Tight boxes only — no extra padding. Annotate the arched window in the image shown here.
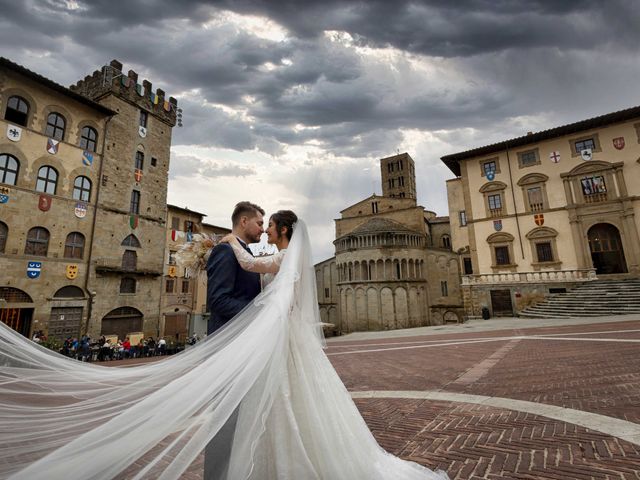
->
[0,154,19,185]
[64,232,85,259]
[36,166,58,194]
[518,173,549,213]
[25,227,50,256]
[0,287,33,303]
[135,151,144,170]
[4,96,29,126]
[120,277,136,294]
[79,126,98,152]
[73,176,92,202]
[45,112,66,140]
[122,250,137,270]
[0,221,7,253]
[526,227,559,266]
[121,234,141,248]
[487,232,516,269]
[480,181,508,218]
[441,235,451,249]
[53,286,84,298]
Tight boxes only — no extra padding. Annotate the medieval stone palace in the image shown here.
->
[0,57,177,341]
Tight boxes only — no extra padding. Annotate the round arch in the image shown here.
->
[0,287,33,303]
[101,306,143,341]
[53,286,85,298]
[587,223,627,275]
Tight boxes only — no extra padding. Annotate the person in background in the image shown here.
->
[157,337,166,356]
[122,337,131,359]
[146,337,156,357]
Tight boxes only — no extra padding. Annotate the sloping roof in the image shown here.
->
[339,194,378,214]
[440,104,640,176]
[349,217,422,236]
[167,204,207,217]
[1,56,116,116]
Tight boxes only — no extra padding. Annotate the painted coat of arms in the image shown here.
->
[6,125,21,142]
[38,194,52,212]
[47,138,59,155]
[613,137,625,150]
[74,202,88,218]
[27,262,42,279]
[82,150,94,167]
[580,148,593,161]
[66,264,78,279]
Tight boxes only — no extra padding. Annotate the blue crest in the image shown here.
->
[27,261,42,279]
[82,150,94,167]
[493,220,502,231]
[0,194,8,204]
[486,171,495,181]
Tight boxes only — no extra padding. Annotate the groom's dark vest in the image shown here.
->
[206,241,261,334]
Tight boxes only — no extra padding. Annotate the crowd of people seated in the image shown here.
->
[51,334,187,362]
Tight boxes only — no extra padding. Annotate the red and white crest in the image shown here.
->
[534,214,544,226]
[613,137,625,150]
[47,138,59,155]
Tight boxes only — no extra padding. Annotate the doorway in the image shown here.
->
[490,289,513,317]
[49,307,83,341]
[588,223,627,274]
[102,307,143,341]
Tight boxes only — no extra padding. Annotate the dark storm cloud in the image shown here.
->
[208,0,640,55]
[1,0,639,158]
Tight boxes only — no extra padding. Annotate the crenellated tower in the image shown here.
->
[71,59,178,338]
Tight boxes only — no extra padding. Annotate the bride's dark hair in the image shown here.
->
[270,210,297,241]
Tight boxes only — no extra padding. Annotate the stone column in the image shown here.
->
[569,212,590,269]
[622,207,640,274]
[562,177,574,205]
[615,167,629,197]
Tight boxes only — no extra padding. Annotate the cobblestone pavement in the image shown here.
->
[100,317,640,478]
[326,317,640,479]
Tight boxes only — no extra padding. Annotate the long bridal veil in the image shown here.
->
[0,220,448,480]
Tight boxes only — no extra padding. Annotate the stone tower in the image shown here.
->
[380,152,416,200]
[70,60,177,338]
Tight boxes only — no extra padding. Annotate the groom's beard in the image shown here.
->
[247,232,262,244]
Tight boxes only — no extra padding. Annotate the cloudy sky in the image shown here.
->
[2,0,639,261]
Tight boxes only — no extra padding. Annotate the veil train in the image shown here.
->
[0,221,448,480]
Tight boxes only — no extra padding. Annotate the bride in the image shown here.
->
[0,213,448,480]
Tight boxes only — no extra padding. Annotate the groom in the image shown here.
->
[204,201,264,479]
[206,201,264,334]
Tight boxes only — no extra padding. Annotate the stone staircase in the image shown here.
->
[519,278,640,318]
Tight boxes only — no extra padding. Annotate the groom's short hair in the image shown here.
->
[232,201,265,226]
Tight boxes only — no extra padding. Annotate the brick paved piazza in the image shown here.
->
[109,316,640,479]
[325,315,640,479]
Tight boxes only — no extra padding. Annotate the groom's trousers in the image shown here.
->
[204,406,239,479]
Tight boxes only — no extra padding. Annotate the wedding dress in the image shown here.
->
[0,221,448,480]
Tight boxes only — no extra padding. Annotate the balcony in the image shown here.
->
[529,202,544,212]
[489,208,503,218]
[583,192,608,204]
[462,268,596,286]
[94,258,163,276]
